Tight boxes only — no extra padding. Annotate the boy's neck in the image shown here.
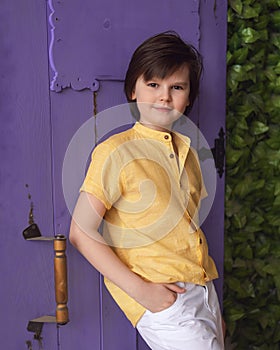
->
[139,121,172,133]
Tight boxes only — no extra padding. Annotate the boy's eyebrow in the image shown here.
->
[146,77,189,86]
[172,81,189,86]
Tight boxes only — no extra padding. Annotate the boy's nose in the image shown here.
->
[159,87,171,102]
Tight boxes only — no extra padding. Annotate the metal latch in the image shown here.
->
[199,127,225,178]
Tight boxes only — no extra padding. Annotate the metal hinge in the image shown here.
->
[198,127,225,178]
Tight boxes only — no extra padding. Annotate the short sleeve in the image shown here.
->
[80,141,123,210]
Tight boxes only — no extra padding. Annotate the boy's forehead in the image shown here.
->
[143,64,190,81]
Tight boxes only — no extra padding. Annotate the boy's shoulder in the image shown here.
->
[97,124,136,149]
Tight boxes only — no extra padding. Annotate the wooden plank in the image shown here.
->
[0,1,57,349]
[93,80,137,350]
[49,88,102,350]
[197,0,227,304]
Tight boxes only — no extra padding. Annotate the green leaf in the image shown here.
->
[252,141,270,162]
[245,212,264,233]
[242,281,255,298]
[230,134,248,148]
[227,305,246,321]
[250,121,269,135]
[271,33,280,49]
[226,50,233,64]
[266,137,280,150]
[233,176,265,198]
[241,5,259,19]
[228,65,250,82]
[235,106,254,119]
[274,61,280,74]
[270,95,280,108]
[231,47,249,64]
[265,67,277,82]
[233,257,247,268]
[227,276,242,292]
[263,261,280,276]
[273,323,280,343]
[250,48,266,63]
[273,195,280,206]
[274,182,280,196]
[227,8,235,23]
[253,259,267,277]
[258,312,269,329]
[271,10,280,30]
[242,93,264,113]
[265,214,280,227]
[232,213,247,229]
[267,150,280,167]
[226,147,243,166]
[249,212,265,225]
[229,0,243,15]
[241,28,261,43]
[259,29,268,41]
[255,14,270,30]
[256,240,271,257]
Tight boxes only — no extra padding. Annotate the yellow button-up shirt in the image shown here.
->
[81,122,218,326]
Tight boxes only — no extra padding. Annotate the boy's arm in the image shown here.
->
[69,191,185,313]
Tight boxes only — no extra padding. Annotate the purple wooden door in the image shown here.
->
[0,1,59,349]
[0,1,226,349]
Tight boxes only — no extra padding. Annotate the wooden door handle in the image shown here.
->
[23,228,70,337]
[54,235,69,325]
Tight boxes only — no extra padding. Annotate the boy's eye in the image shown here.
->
[147,83,158,88]
[172,85,183,90]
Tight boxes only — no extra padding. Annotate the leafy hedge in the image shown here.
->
[224,0,280,348]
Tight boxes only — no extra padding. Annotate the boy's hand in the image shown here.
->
[134,281,186,313]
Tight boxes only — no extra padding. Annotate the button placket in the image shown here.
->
[163,133,180,179]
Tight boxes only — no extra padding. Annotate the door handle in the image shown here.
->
[23,224,69,338]
[54,234,69,325]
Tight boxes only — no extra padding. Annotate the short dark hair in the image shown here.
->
[124,31,203,118]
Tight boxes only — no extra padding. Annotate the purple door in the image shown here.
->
[0,1,226,349]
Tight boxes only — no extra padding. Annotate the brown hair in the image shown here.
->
[124,31,203,118]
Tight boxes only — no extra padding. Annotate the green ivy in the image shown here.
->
[225,0,280,348]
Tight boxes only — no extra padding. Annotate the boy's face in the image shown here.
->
[131,64,190,131]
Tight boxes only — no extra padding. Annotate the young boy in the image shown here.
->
[70,32,224,349]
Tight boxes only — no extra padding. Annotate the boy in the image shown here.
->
[70,32,224,349]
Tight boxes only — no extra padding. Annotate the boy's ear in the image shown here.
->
[131,90,136,100]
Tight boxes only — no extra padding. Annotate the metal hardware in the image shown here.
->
[212,127,225,178]
[27,315,57,343]
[23,224,58,241]
[27,320,44,339]
[25,340,33,350]
[23,223,42,240]
[198,127,225,178]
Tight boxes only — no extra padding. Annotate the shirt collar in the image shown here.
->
[133,122,191,147]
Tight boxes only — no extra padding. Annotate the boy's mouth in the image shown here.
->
[152,105,173,113]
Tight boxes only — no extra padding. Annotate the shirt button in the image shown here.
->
[169,154,174,159]
[164,135,169,140]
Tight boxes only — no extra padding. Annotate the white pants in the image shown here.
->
[136,282,224,350]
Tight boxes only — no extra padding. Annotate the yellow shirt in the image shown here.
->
[81,122,218,327]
